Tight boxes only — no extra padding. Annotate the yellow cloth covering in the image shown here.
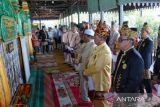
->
[28,34,33,56]
[0,54,11,107]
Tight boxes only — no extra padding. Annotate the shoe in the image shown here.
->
[145,97,152,102]
[83,100,91,103]
[81,98,91,103]
[69,64,74,67]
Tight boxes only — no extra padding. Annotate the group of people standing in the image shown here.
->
[31,20,160,106]
[61,22,112,107]
[61,26,80,66]
[31,25,61,60]
[60,20,160,107]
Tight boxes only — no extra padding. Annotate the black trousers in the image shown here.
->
[54,37,58,49]
[42,45,49,54]
[33,46,39,61]
[139,79,152,97]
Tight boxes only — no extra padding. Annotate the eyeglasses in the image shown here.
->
[118,38,130,42]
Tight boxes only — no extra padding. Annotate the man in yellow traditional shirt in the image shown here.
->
[83,28,112,107]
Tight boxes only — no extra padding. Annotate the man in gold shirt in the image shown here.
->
[84,27,112,107]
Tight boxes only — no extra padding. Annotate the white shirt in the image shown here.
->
[76,40,96,72]
[48,31,54,39]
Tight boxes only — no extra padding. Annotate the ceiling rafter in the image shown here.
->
[27,0,87,20]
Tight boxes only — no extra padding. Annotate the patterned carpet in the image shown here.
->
[51,72,93,107]
[35,51,93,107]
[50,72,160,107]
[31,50,160,107]
[36,53,60,73]
[36,51,74,73]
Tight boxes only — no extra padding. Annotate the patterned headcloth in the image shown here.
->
[122,21,129,28]
[95,20,110,38]
[119,21,129,36]
[119,21,137,40]
[130,30,138,40]
[119,27,137,40]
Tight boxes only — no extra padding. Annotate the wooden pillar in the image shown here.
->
[67,9,70,27]
[64,17,66,25]
[61,14,62,25]
[68,15,70,27]
[58,16,60,26]
[100,11,104,21]
[39,19,41,29]
[70,15,72,27]
[77,3,80,23]
[89,12,92,23]
[65,15,67,25]
[66,16,68,26]
[64,12,67,25]
[119,4,124,26]
[70,7,73,23]
[62,13,65,25]
[140,8,143,17]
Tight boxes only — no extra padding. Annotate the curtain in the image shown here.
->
[87,0,99,13]
[87,0,117,13]
[99,0,117,12]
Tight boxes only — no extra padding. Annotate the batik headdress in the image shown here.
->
[120,27,137,40]
[95,20,110,38]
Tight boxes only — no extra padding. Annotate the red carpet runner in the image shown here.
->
[50,72,160,107]
[51,72,93,107]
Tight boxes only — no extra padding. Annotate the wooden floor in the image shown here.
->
[53,50,75,72]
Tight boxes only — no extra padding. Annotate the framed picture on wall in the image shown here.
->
[1,39,23,96]
[20,36,30,82]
